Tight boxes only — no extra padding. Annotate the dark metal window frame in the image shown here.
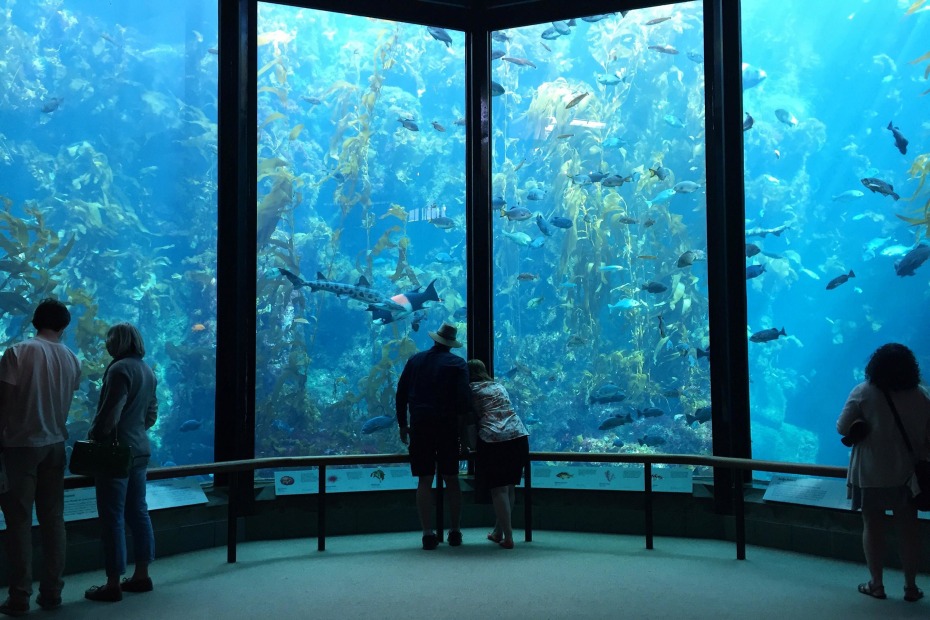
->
[214,0,750,511]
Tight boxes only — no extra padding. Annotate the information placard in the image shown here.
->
[530,464,693,493]
[0,478,208,530]
[275,466,417,496]
[762,475,851,510]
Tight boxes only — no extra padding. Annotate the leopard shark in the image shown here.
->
[278,269,406,313]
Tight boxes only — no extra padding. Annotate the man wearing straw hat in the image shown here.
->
[396,321,473,550]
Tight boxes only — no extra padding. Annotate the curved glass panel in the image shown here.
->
[255,5,466,458]
[491,4,710,457]
[742,1,930,467]
[0,1,218,467]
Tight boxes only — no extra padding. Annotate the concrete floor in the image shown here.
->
[14,530,928,619]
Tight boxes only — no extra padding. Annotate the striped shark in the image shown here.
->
[278,269,406,313]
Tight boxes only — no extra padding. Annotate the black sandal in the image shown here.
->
[858,582,886,600]
[904,586,924,602]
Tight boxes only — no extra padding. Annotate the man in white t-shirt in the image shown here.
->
[0,298,81,616]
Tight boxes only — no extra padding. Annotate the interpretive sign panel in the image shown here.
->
[0,478,208,530]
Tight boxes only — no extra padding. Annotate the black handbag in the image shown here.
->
[69,435,132,478]
[885,390,930,511]
[841,419,869,446]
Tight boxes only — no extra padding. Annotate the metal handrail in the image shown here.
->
[62,453,849,562]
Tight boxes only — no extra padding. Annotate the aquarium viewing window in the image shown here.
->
[0,0,219,469]
[253,4,466,459]
[490,4,712,461]
[741,0,930,470]
[6,0,927,486]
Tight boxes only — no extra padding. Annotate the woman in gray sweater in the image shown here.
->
[84,323,158,603]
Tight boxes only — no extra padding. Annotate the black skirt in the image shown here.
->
[475,435,529,502]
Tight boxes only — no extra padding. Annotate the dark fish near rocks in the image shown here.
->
[41,97,63,113]
[638,407,664,418]
[894,245,930,277]
[887,121,908,155]
[648,44,679,55]
[826,270,855,290]
[638,435,666,447]
[677,250,705,267]
[549,216,572,229]
[742,113,754,131]
[860,177,899,200]
[642,281,668,294]
[745,243,761,258]
[598,413,633,431]
[589,383,626,404]
[602,174,633,187]
[429,216,456,230]
[746,264,766,279]
[180,419,203,432]
[398,118,419,131]
[490,81,505,97]
[750,327,786,343]
[361,415,395,434]
[686,406,712,425]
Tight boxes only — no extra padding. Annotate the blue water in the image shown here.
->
[0,0,220,467]
[1,0,926,471]
[742,0,930,467]
[491,4,712,457]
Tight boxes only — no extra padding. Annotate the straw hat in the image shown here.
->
[429,322,462,348]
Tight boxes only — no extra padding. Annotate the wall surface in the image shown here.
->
[2,484,928,586]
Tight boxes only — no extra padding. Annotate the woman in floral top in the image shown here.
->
[467,359,529,549]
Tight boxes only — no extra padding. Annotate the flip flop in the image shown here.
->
[487,531,502,544]
[858,582,886,600]
[904,587,924,602]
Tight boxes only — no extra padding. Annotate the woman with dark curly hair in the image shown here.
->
[837,343,930,603]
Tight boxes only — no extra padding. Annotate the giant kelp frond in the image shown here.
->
[906,0,927,15]
[0,198,84,345]
[898,153,930,238]
[906,1,930,93]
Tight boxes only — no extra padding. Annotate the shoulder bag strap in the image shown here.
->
[884,389,916,459]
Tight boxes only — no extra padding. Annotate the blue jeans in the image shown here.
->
[0,444,66,602]
[94,464,155,577]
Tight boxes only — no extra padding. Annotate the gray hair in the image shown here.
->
[106,323,146,359]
